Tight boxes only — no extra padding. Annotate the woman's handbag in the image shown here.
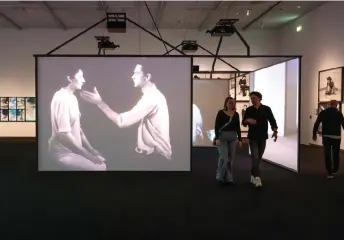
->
[213,114,234,146]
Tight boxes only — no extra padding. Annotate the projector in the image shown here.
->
[206,19,238,37]
[106,13,126,33]
[192,65,200,73]
[181,40,198,53]
[95,36,120,50]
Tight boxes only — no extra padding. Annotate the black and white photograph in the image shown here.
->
[318,101,341,114]
[17,97,25,109]
[236,73,250,101]
[318,67,343,102]
[0,97,9,109]
[0,109,8,121]
[236,101,249,131]
[25,97,36,121]
[37,56,191,172]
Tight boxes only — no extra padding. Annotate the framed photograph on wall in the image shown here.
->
[17,97,25,109]
[16,109,25,121]
[9,97,16,109]
[0,109,9,121]
[25,97,36,121]
[235,73,250,101]
[318,101,342,114]
[0,97,9,109]
[318,67,343,102]
[9,109,16,121]
[236,101,249,132]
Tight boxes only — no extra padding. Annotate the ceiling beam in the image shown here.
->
[155,1,165,29]
[42,1,67,30]
[197,1,227,31]
[242,1,282,31]
[0,12,22,30]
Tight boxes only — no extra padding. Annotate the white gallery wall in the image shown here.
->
[278,1,344,149]
[0,27,279,137]
[250,59,299,171]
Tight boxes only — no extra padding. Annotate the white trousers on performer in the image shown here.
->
[56,153,106,171]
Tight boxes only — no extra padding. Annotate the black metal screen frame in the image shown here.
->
[35,14,302,174]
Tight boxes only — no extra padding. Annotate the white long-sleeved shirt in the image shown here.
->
[117,84,172,160]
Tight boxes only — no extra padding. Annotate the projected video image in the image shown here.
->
[1,97,9,109]
[37,56,191,171]
[193,103,203,144]
[0,109,8,121]
[25,97,36,121]
[9,97,16,109]
[17,97,25,109]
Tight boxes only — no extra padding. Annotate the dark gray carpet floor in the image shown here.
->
[0,141,343,239]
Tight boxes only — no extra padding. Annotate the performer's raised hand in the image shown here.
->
[80,87,103,105]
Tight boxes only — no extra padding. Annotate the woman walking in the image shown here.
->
[214,97,242,185]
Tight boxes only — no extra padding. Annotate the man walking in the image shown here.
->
[313,100,344,179]
[242,91,278,187]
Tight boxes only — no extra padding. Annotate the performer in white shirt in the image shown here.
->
[80,64,172,160]
[49,69,106,171]
[192,104,203,144]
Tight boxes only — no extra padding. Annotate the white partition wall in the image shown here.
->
[250,59,300,172]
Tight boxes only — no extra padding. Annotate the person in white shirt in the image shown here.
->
[49,69,106,171]
[192,104,203,144]
[80,64,172,160]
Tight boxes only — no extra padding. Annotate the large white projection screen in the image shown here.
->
[250,59,299,171]
[193,79,229,146]
[37,56,192,171]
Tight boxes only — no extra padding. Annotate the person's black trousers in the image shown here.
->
[322,137,341,175]
[249,139,266,177]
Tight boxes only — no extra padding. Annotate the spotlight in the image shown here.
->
[206,19,238,37]
[95,36,120,52]
[246,9,251,16]
[181,40,198,53]
[106,12,126,33]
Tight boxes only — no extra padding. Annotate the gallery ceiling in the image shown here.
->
[0,1,325,31]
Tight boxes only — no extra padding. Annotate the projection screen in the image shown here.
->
[250,59,299,171]
[37,56,192,171]
[192,79,230,146]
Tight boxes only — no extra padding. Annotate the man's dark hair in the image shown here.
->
[250,91,262,100]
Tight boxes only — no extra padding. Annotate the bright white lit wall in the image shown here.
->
[0,28,279,137]
[285,59,299,135]
[278,1,344,149]
[253,62,286,136]
[250,60,299,171]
